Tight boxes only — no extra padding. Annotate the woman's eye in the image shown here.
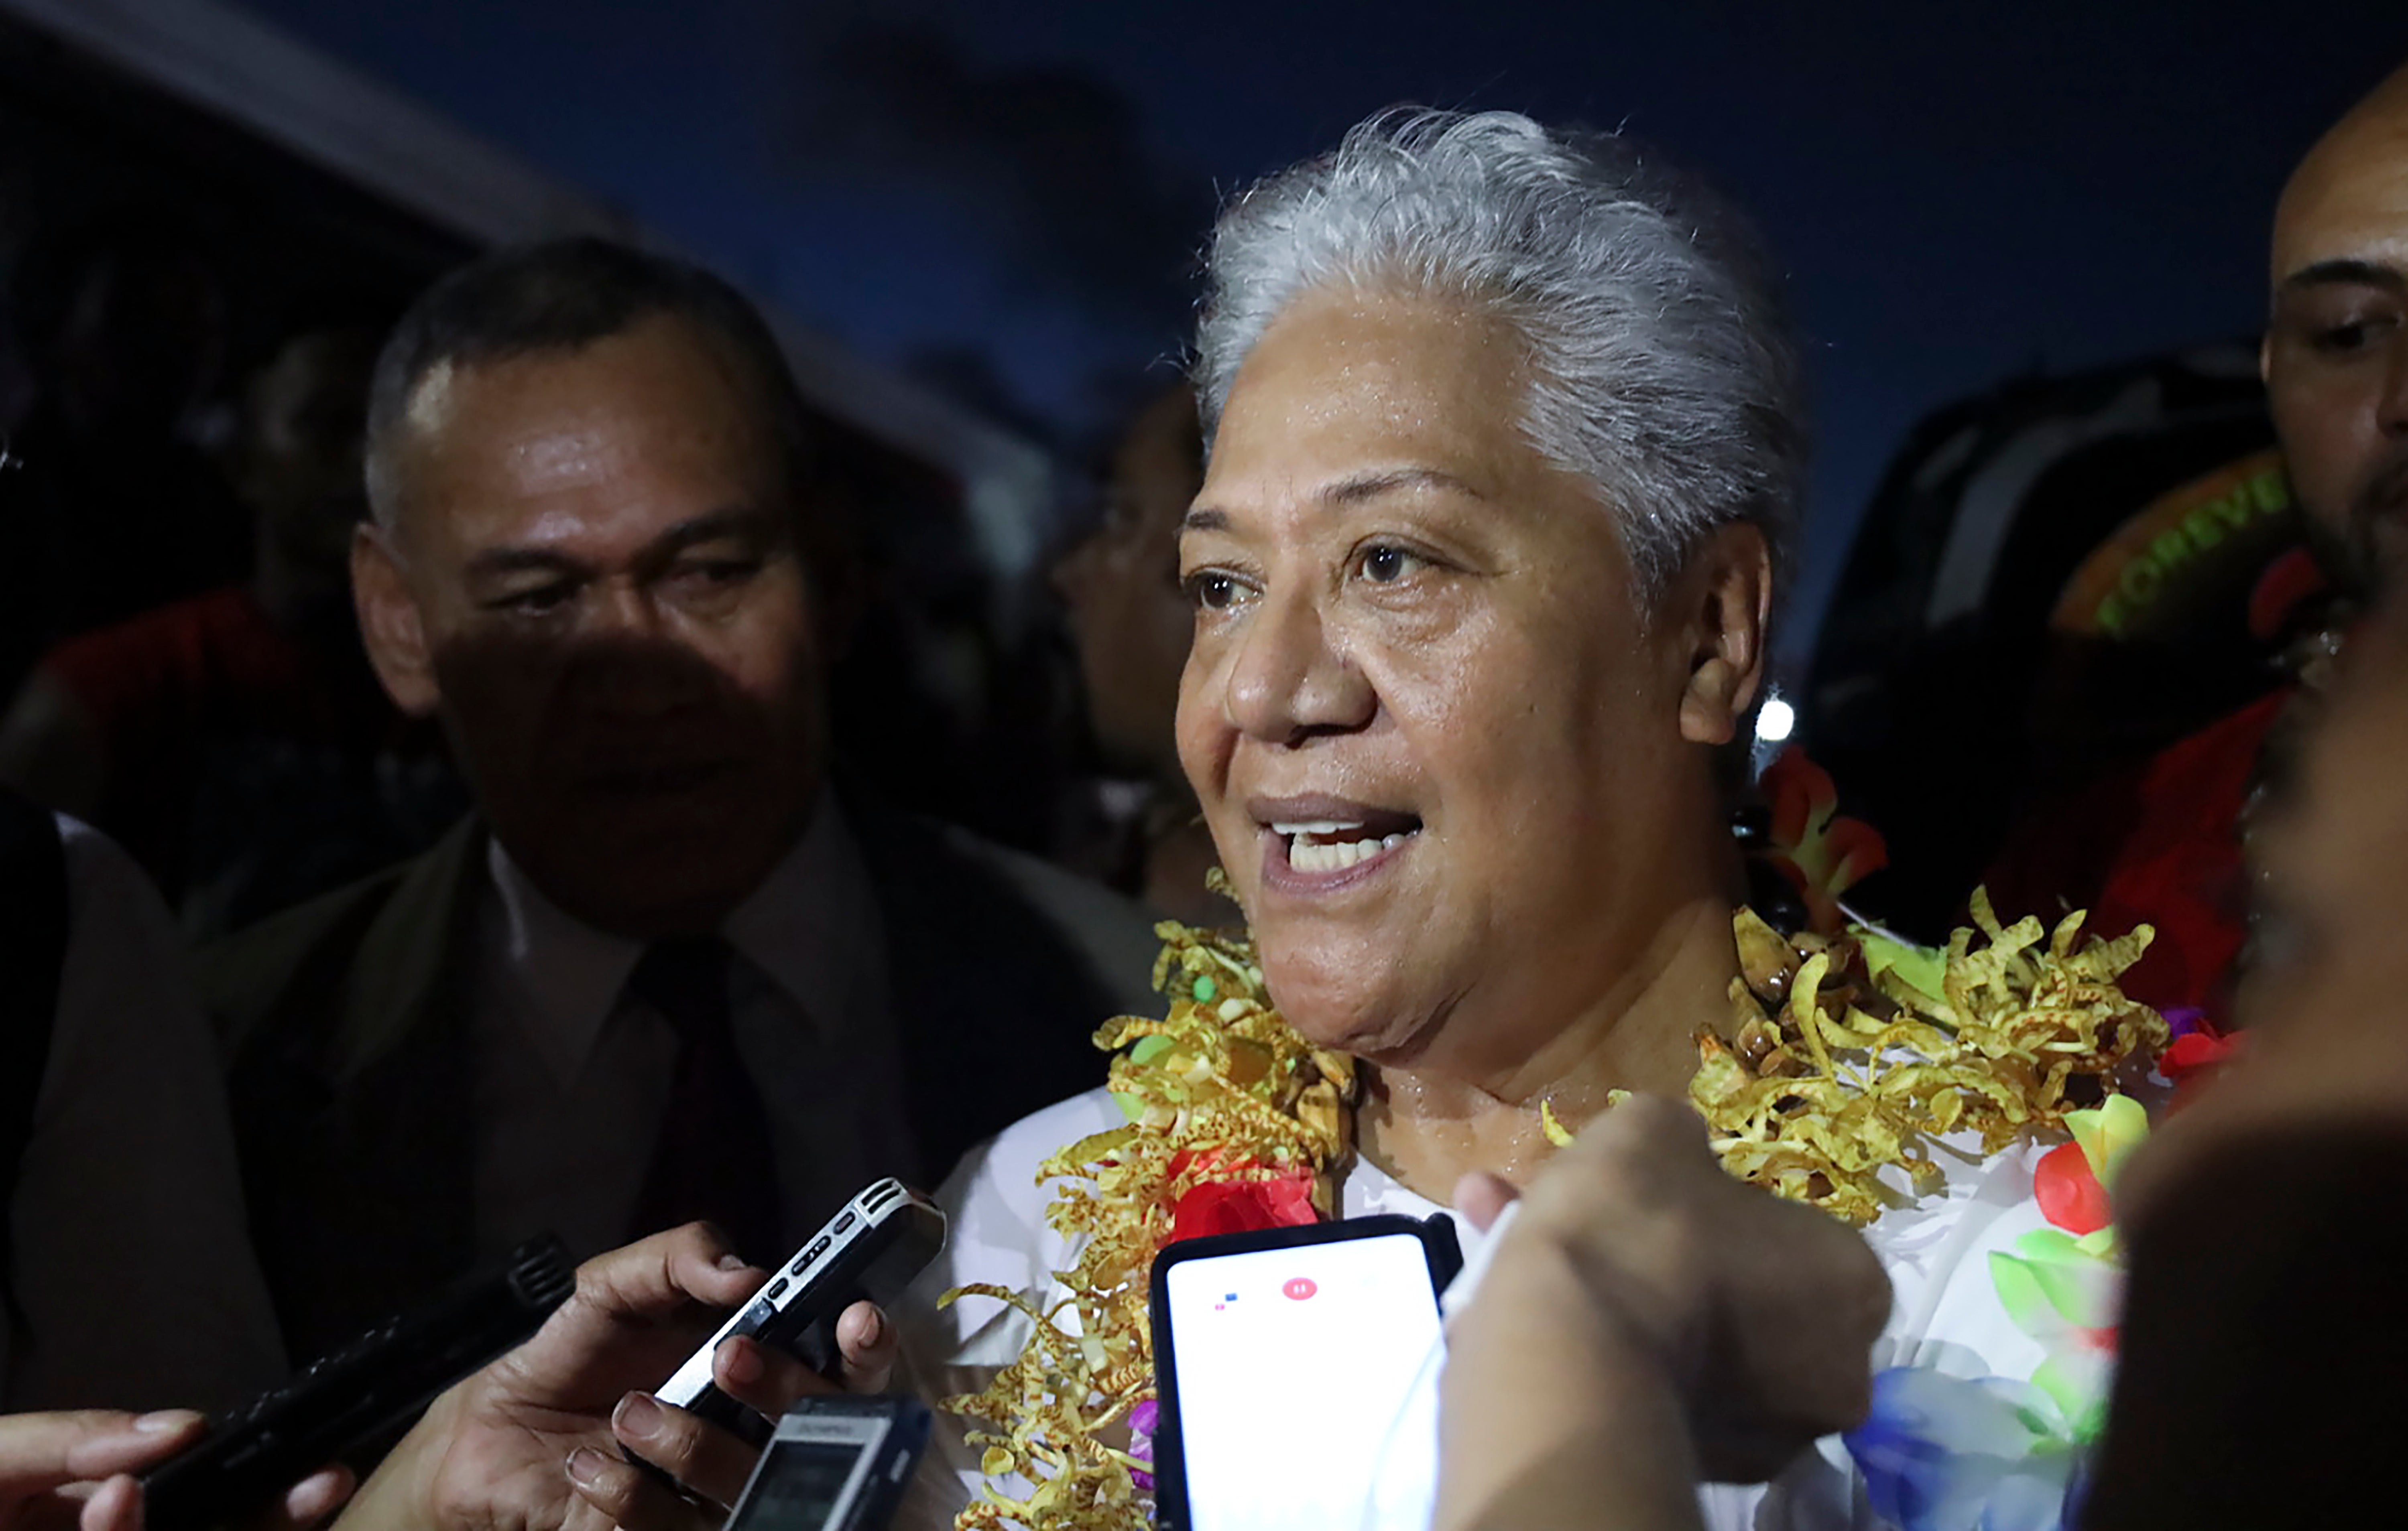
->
[1357,544,1428,584]
[1183,570,1248,611]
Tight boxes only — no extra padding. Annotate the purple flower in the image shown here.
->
[1128,1399,1159,1492]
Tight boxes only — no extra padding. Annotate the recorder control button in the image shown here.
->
[808,1236,832,1261]
[741,1298,776,1328]
[765,1277,788,1300]
[834,1212,856,1234]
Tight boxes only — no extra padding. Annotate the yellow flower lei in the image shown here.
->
[940,891,2163,1531]
[939,922,1352,1531]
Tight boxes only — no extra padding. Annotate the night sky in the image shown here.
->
[231,0,2408,667]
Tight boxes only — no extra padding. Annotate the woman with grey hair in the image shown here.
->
[836,106,2066,1531]
[332,108,2132,1531]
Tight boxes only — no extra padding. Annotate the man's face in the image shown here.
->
[354,314,828,938]
[2264,73,2408,597]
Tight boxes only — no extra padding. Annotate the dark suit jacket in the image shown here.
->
[207,802,1161,1364]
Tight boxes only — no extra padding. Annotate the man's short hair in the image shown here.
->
[364,237,821,530]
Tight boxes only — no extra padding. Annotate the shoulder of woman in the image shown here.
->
[893,1087,1124,1343]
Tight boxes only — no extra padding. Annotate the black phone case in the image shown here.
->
[1145,1212,1462,1531]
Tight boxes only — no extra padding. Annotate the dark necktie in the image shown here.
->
[623,936,783,1264]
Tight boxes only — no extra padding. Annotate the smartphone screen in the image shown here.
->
[1161,1230,1444,1531]
[727,1437,873,1531]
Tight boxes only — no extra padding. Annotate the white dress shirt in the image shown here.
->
[2,816,287,1414]
[470,800,915,1265]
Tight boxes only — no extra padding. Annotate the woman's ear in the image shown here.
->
[1675,523,1773,746]
[352,523,441,717]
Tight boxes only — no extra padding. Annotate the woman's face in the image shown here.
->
[1177,286,1749,1072]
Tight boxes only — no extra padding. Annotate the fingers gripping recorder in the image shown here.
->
[650,1180,947,1448]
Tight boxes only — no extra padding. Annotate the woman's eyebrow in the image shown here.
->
[1182,468,1482,533]
[1318,467,1483,505]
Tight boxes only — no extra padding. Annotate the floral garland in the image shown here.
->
[939,921,1357,1531]
[1845,1094,2146,1527]
[1843,1006,2237,1531]
[1706,891,2166,1224]
[938,900,2164,1531]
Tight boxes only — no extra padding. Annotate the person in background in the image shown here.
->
[0,329,464,936]
[1987,56,2408,1020]
[207,239,1159,1368]
[0,213,248,702]
[2074,579,2408,1526]
[0,790,284,1416]
[1051,382,1240,927]
[2264,60,2408,606]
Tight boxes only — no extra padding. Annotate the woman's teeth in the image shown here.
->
[1284,830,1412,873]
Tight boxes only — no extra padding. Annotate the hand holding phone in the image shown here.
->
[649,1180,946,1450]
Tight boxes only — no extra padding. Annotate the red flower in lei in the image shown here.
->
[1761,746,1890,935]
[1168,1161,1318,1244]
[2033,1140,2113,1235]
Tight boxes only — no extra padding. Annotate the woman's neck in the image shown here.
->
[1354,891,1737,1203]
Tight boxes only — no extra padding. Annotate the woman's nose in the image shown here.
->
[1221,589,1374,744]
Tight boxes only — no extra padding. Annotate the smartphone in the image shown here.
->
[1149,1214,1462,1531]
[652,1178,946,1447]
[724,1397,932,1531]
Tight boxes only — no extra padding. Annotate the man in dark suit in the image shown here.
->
[208,240,1160,1364]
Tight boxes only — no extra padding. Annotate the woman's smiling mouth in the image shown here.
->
[1251,797,1423,888]
[1278,822,1417,872]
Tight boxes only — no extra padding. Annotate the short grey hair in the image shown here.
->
[1194,108,1806,599]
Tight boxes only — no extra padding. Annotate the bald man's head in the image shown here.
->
[2264,62,2408,598]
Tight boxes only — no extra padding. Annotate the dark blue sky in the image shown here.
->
[233,0,2408,663]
